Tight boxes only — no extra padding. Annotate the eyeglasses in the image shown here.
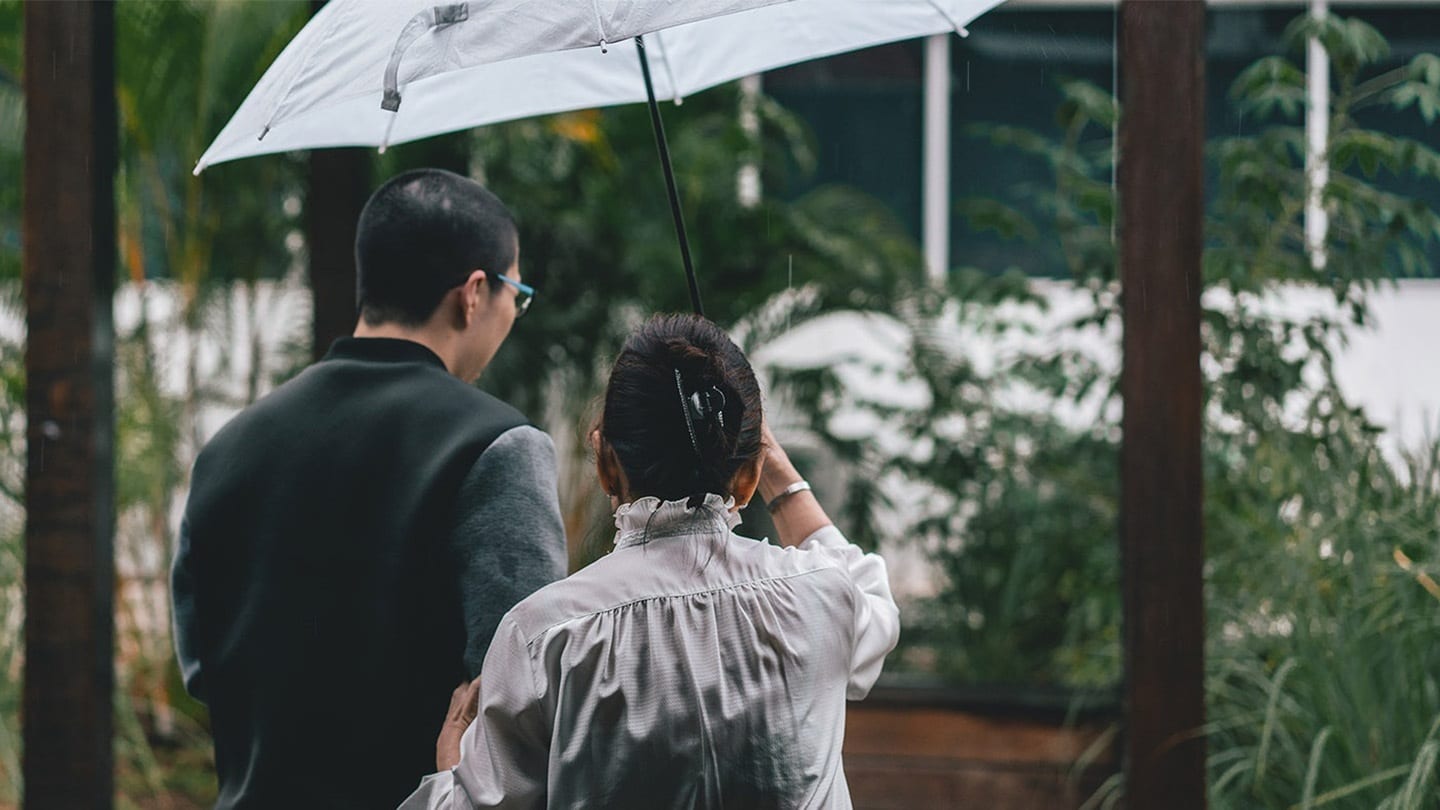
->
[493,273,534,318]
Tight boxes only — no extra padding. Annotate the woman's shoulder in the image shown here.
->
[498,543,683,646]
[497,567,610,647]
[500,529,857,647]
[700,530,865,608]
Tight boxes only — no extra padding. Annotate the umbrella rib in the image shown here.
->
[261,1,350,140]
[922,0,971,37]
[650,30,683,103]
[589,0,611,48]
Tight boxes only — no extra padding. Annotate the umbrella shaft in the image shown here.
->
[636,35,704,317]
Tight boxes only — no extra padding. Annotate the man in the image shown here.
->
[171,169,567,809]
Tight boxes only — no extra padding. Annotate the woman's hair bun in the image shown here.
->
[663,337,711,366]
[600,314,764,505]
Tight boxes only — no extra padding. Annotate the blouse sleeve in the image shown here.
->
[797,525,901,700]
[399,617,550,809]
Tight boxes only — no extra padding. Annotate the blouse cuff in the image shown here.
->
[797,524,847,550]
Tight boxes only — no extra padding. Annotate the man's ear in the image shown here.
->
[458,270,486,327]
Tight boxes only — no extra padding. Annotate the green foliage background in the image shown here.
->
[777,13,1440,808]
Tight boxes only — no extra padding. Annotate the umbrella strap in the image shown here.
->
[636,35,705,317]
[381,3,471,113]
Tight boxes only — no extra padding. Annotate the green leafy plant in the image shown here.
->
[772,11,1440,806]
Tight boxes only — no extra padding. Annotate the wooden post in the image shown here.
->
[307,147,369,361]
[1119,3,1206,808]
[305,0,368,362]
[22,2,117,807]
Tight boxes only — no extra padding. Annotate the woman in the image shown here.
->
[402,314,900,809]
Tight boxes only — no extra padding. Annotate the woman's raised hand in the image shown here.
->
[758,421,831,547]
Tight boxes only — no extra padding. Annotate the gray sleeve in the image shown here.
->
[170,515,206,702]
[450,424,567,678]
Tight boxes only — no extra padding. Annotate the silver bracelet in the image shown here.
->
[766,480,812,514]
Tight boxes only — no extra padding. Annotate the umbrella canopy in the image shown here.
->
[196,0,1003,172]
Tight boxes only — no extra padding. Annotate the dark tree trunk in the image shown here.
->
[307,147,369,361]
[1118,3,1208,809]
[22,2,117,807]
[304,0,370,362]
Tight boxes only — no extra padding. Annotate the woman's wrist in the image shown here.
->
[759,460,802,502]
[766,480,812,513]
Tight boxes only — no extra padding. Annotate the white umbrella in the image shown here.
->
[196,0,1005,312]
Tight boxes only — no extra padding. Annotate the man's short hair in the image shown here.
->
[355,168,518,327]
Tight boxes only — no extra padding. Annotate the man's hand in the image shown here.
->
[437,677,481,771]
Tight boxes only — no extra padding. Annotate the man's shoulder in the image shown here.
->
[196,360,530,476]
[439,381,527,426]
[256,356,525,423]
[194,367,307,451]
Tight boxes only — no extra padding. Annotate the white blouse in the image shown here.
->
[400,494,900,809]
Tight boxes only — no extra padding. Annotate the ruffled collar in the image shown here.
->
[613,493,742,549]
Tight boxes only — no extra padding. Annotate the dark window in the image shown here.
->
[767,6,1440,279]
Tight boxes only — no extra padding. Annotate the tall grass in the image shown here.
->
[0,525,20,808]
[1205,429,1440,808]
[0,292,25,806]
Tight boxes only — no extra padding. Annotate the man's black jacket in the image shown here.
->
[172,337,564,809]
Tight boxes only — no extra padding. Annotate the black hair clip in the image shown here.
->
[675,370,727,459]
[688,387,727,429]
